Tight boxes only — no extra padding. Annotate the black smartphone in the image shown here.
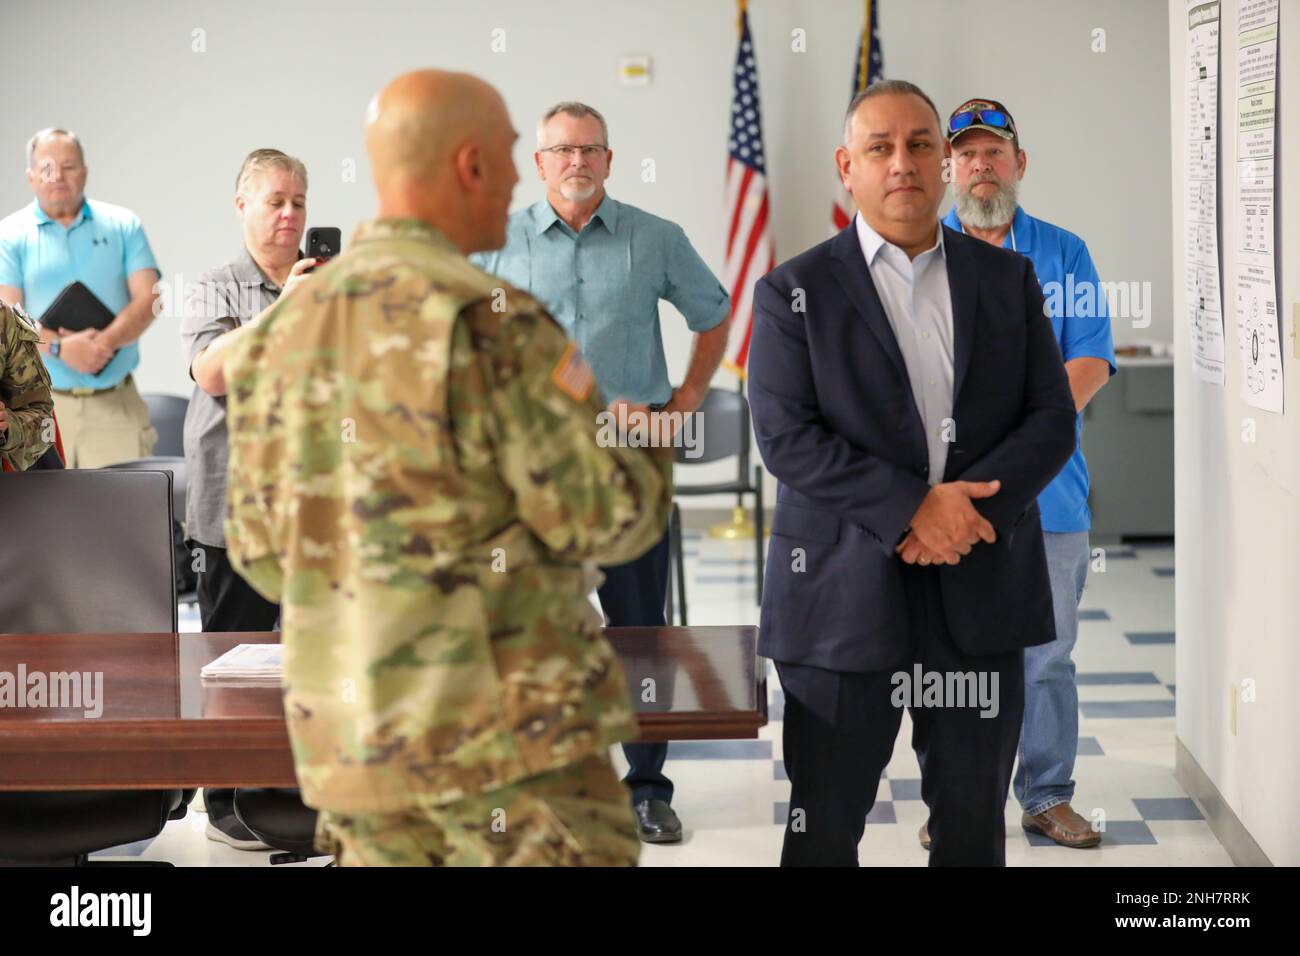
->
[305,227,342,270]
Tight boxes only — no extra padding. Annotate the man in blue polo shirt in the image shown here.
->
[0,128,161,467]
[474,101,730,845]
[915,98,1116,850]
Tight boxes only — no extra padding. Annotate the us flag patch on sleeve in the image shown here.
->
[549,341,595,402]
[10,302,38,332]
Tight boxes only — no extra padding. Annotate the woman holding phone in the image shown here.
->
[180,148,315,851]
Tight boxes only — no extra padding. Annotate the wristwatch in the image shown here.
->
[49,335,61,359]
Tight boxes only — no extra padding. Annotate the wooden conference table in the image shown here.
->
[0,626,765,790]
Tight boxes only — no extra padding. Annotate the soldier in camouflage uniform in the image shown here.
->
[223,70,673,866]
[0,300,54,470]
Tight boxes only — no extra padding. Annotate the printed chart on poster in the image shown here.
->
[1185,0,1225,385]
[1234,0,1283,413]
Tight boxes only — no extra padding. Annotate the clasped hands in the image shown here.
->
[895,479,1001,567]
[54,326,115,375]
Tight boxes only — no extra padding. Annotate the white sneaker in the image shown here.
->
[205,820,270,852]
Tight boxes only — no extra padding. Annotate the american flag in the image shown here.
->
[831,0,884,233]
[721,0,774,377]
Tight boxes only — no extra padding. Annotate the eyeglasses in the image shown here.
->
[948,108,1015,136]
[540,144,609,159]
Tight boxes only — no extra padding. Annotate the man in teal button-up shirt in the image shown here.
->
[474,101,730,845]
[0,129,161,467]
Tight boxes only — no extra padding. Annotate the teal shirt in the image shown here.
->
[0,198,160,390]
[472,195,728,406]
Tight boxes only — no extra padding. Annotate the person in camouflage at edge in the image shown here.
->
[223,70,675,866]
[0,300,54,471]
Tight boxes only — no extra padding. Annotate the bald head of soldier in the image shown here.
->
[365,70,519,254]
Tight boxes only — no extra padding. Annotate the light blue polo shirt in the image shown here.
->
[0,198,160,390]
[942,204,1117,533]
[472,194,729,406]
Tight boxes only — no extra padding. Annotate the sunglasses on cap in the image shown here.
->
[948,107,1015,136]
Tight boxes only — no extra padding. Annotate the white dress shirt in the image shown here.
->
[854,213,955,485]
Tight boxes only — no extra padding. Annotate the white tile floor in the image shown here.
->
[108,533,1229,866]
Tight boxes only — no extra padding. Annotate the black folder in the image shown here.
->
[40,281,115,333]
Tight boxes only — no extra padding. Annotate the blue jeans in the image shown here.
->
[1014,530,1090,816]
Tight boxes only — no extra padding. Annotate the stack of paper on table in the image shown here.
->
[200,643,283,683]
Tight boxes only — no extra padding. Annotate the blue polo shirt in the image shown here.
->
[472,194,729,406]
[942,204,1117,533]
[0,198,160,390]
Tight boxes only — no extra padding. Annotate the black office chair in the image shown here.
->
[103,457,194,604]
[103,456,187,526]
[96,465,320,865]
[235,789,327,866]
[141,393,188,458]
[670,386,766,623]
[0,469,191,865]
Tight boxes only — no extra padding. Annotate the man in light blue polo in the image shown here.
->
[473,101,730,845]
[916,97,1116,850]
[0,128,161,467]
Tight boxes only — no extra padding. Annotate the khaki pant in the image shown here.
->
[51,377,157,468]
[316,753,641,867]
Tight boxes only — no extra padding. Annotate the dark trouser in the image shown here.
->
[192,540,281,633]
[777,566,1025,866]
[598,526,673,804]
[190,540,281,825]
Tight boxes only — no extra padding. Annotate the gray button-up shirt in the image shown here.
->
[179,247,281,547]
[854,214,954,485]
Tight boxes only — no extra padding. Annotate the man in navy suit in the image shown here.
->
[748,79,1077,866]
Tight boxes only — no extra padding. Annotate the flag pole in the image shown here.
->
[712,0,759,543]
[861,0,872,90]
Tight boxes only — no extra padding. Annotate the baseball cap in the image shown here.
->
[946,98,1019,147]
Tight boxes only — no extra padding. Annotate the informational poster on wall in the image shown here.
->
[1185,1,1225,385]
[1233,0,1283,412]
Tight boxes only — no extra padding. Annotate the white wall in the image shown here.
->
[1,0,1171,506]
[1169,0,1299,866]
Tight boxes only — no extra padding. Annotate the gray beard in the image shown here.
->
[560,179,597,201]
[955,179,1019,231]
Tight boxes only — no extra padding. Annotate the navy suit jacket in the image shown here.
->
[749,223,1078,672]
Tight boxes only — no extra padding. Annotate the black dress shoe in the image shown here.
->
[633,799,682,844]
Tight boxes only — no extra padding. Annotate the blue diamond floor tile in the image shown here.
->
[889,778,923,801]
[1078,609,1112,620]
[1080,700,1176,718]
[1125,631,1175,645]
[668,740,772,759]
[866,801,897,824]
[1077,671,1161,685]
[1134,797,1203,821]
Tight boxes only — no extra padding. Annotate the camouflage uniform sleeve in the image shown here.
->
[454,295,674,566]
[222,322,284,602]
[0,302,54,471]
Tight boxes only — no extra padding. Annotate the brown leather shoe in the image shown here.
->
[918,819,931,850]
[1022,804,1102,848]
